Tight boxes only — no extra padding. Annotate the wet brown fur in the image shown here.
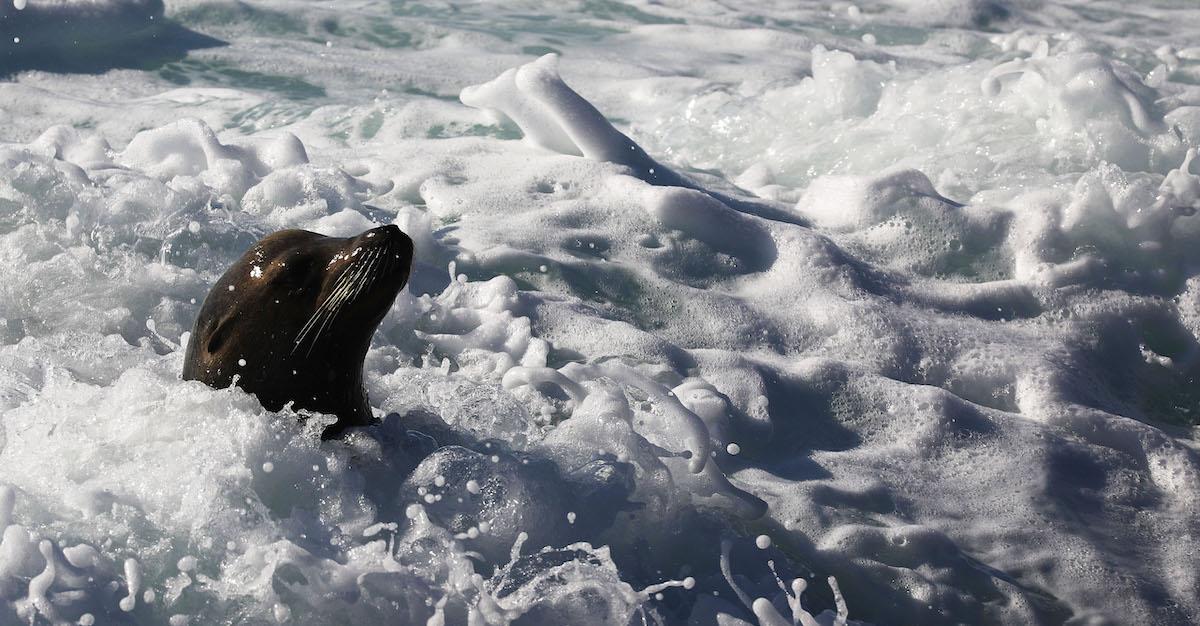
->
[182,225,413,438]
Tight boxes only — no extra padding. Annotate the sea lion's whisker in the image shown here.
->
[323,271,358,315]
[324,254,369,309]
[294,269,356,353]
[294,305,335,354]
[334,260,371,315]
[345,248,382,306]
[293,247,385,355]
[295,296,335,345]
[360,247,385,293]
[308,308,340,357]
[295,313,328,356]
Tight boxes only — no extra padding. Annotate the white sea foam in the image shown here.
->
[1,1,1200,625]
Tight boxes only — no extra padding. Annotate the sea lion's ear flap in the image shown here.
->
[206,315,233,355]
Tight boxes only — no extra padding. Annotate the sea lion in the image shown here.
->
[182,225,413,438]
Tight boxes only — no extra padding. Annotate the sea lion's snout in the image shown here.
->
[358,224,414,271]
[342,224,414,293]
[309,225,414,340]
[359,223,404,246]
[364,223,404,240]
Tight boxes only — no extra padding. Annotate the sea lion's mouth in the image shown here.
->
[293,225,413,356]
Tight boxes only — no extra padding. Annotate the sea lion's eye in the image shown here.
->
[277,256,314,285]
[280,258,326,299]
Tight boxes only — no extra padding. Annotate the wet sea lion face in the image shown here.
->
[182,225,414,437]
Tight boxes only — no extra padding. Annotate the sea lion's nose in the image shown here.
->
[361,224,414,255]
[364,224,400,238]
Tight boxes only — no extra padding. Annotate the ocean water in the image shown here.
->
[1,0,1199,624]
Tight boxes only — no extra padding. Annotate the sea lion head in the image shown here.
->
[182,224,414,437]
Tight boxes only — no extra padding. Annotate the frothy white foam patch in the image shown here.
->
[3,1,1200,624]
